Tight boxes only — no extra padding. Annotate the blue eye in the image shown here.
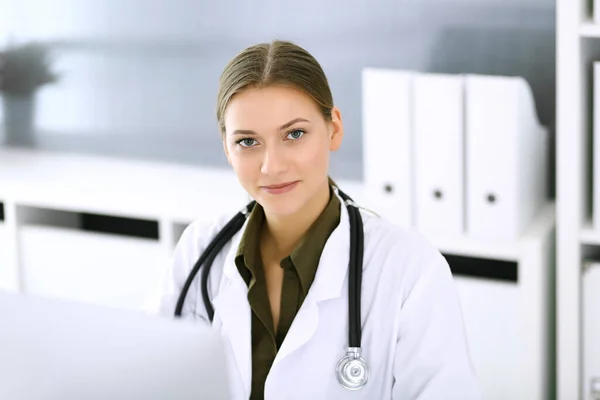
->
[237,138,257,148]
[287,129,305,140]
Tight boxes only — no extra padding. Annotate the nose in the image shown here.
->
[260,145,288,176]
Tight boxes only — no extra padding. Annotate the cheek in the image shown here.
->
[228,148,259,177]
[300,136,330,171]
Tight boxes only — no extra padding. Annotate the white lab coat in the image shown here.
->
[158,190,482,399]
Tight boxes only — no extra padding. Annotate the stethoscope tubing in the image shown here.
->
[174,201,256,320]
[174,188,363,351]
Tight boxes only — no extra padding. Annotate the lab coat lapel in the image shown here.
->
[211,223,252,399]
[273,191,351,367]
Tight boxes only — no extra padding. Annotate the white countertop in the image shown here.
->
[0,146,554,261]
[0,146,364,224]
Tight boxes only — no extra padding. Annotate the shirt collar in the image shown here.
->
[234,185,341,293]
[289,186,341,294]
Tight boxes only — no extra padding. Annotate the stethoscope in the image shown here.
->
[174,188,368,390]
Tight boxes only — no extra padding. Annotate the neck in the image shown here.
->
[261,182,331,258]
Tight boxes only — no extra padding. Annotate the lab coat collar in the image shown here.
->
[213,188,351,395]
[273,188,351,366]
[220,188,350,296]
[212,216,253,399]
[305,187,350,302]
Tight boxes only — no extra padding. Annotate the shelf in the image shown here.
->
[580,19,600,37]
[580,221,600,245]
[0,146,248,223]
[0,146,555,264]
[424,202,555,263]
[559,1,593,397]
[0,146,366,225]
[18,224,167,311]
[0,221,18,293]
[424,233,518,262]
[0,141,556,398]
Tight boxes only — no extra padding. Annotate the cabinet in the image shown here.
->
[0,146,556,397]
[0,220,18,292]
[19,224,166,311]
[556,0,600,398]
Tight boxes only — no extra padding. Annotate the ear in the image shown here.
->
[222,135,232,166]
[329,106,344,151]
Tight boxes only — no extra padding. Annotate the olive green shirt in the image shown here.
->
[234,187,341,400]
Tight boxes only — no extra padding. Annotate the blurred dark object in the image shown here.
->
[0,43,59,147]
[0,43,58,95]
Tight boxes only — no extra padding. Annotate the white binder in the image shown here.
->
[413,73,465,236]
[583,262,600,400]
[362,68,413,227]
[465,74,548,241]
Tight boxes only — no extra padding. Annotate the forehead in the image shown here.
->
[224,85,321,133]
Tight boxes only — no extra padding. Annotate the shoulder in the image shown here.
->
[359,211,482,398]
[169,209,242,281]
[360,209,445,266]
[156,210,241,318]
[359,209,452,299]
[176,210,239,254]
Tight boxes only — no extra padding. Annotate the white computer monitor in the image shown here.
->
[0,291,230,400]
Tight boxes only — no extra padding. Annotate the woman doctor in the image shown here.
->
[159,40,482,400]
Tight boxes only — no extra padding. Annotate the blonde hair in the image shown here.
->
[216,39,334,136]
[216,39,338,188]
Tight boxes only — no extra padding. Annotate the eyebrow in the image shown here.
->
[231,117,310,136]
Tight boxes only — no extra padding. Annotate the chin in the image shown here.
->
[256,192,307,217]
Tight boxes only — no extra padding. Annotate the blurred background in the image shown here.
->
[0,0,555,181]
[0,1,576,399]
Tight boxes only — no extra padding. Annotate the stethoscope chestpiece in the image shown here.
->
[336,347,369,390]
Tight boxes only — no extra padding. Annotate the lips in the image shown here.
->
[262,181,298,189]
[260,180,300,195]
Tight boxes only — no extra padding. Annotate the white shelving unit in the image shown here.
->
[0,146,556,398]
[579,19,600,38]
[450,201,555,400]
[557,0,600,399]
